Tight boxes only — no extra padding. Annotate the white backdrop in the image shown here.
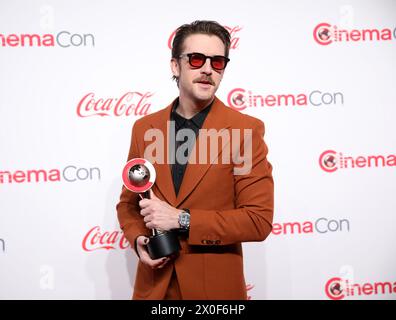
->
[1,0,395,300]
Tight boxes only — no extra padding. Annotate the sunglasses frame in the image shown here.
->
[178,52,230,71]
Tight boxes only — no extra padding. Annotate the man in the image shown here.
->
[117,20,274,300]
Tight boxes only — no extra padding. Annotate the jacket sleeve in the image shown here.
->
[116,121,149,254]
[187,118,274,246]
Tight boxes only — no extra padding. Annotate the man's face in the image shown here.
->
[171,33,227,107]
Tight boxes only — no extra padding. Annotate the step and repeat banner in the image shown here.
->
[1,0,395,300]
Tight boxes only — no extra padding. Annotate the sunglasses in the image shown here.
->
[179,52,230,71]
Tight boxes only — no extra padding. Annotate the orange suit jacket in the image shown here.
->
[117,96,274,300]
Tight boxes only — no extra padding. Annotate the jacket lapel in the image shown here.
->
[175,97,231,207]
[146,97,231,208]
[147,102,177,206]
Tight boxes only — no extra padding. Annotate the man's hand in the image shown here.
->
[135,235,170,269]
[139,190,181,231]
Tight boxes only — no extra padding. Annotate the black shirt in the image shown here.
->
[170,98,212,196]
[134,99,212,255]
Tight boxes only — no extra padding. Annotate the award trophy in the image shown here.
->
[122,158,180,259]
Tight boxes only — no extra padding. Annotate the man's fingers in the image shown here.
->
[137,237,171,269]
[139,199,149,208]
[156,257,171,269]
[141,254,169,269]
[143,215,152,223]
[136,236,149,246]
[151,257,170,269]
[140,208,148,216]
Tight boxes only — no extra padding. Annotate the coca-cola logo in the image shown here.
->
[167,25,242,50]
[76,92,153,118]
[82,226,130,251]
[246,284,254,300]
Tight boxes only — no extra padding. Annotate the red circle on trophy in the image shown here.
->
[122,158,156,193]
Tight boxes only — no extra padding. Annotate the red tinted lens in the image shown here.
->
[189,54,205,67]
[211,57,226,70]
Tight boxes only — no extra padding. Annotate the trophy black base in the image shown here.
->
[147,231,181,260]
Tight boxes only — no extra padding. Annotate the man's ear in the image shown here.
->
[170,58,180,78]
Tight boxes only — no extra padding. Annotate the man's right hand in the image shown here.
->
[136,235,170,269]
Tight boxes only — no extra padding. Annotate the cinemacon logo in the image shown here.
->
[325,277,396,300]
[77,92,152,117]
[0,31,95,47]
[228,88,343,111]
[168,26,242,49]
[272,217,350,235]
[0,166,101,184]
[82,226,130,251]
[319,150,396,173]
[313,22,396,46]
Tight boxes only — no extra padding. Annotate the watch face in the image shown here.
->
[180,212,190,228]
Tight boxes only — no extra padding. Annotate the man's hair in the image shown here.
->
[171,20,231,83]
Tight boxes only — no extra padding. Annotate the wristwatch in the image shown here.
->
[178,208,190,230]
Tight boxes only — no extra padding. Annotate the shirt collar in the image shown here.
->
[171,98,213,129]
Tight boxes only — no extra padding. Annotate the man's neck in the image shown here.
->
[176,96,214,119]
